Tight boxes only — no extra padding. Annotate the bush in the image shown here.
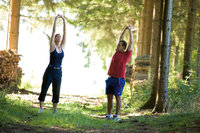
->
[168,75,200,112]
[121,71,200,113]
[122,81,152,111]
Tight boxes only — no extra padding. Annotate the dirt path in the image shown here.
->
[8,88,107,107]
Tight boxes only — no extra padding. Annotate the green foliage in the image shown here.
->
[63,0,143,68]
[136,112,200,132]
[168,72,200,113]
[20,0,65,31]
[122,82,152,112]
[118,71,200,114]
[0,89,7,104]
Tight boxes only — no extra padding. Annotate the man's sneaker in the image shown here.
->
[53,110,58,113]
[38,108,43,113]
[106,115,112,120]
[112,115,119,121]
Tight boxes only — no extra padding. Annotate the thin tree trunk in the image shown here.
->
[6,0,11,50]
[174,45,179,71]
[197,28,200,80]
[182,0,197,80]
[141,0,163,110]
[9,0,21,53]
[143,0,154,56]
[153,0,173,113]
[141,0,148,56]
[137,2,144,57]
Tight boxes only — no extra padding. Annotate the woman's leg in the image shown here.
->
[38,69,52,110]
[53,103,58,112]
[52,70,62,112]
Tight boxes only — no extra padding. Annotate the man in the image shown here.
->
[105,25,133,121]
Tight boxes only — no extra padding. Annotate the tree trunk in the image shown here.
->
[8,0,21,53]
[152,0,173,113]
[182,0,197,80]
[143,0,154,56]
[141,0,148,56]
[132,0,149,81]
[6,0,11,50]
[173,45,179,71]
[137,1,145,57]
[197,28,200,80]
[141,0,163,110]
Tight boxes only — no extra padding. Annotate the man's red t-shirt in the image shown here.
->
[108,50,132,78]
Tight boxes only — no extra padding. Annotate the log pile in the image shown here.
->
[125,64,133,83]
[133,55,150,80]
[0,50,23,90]
[125,56,150,84]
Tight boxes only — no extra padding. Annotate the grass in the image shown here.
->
[0,90,200,132]
[0,93,133,132]
[0,75,200,132]
[134,112,200,132]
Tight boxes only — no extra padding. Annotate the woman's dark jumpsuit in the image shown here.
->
[38,48,64,103]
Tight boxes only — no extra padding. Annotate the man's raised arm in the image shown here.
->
[127,26,134,51]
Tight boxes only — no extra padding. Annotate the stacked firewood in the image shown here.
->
[133,56,150,80]
[125,64,133,83]
[0,50,23,90]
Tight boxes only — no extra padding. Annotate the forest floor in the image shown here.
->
[1,88,200,133]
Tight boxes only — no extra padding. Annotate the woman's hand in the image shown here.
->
[57,14,65,20]
[60,16,65,21]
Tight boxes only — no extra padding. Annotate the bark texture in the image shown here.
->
[9,0,21,53]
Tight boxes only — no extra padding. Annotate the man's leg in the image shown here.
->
[115,96,122,115]
[107,94,113,117]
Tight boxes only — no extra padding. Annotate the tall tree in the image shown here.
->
[132,0,153,81]
[141,0,148,56]
[197,28,200,80]
[143,0,154,56]
[171,1,186,72]
[182,0,197,80]
[173,44,179,71]
[141,0,163,109]
[8,0,21,52]
[153,0,173,113]
[137,0,145,57]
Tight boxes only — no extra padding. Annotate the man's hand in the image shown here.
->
[128,25,133,30]
[125,26,129,30]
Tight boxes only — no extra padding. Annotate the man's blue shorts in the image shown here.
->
[105,77,125,96]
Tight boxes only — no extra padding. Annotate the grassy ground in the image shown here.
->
[0,88,200,133]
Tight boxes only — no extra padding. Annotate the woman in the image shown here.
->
[38,14,66,113]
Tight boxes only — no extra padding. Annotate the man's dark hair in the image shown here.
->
[55,34,61,37]
[120,40,127,50]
